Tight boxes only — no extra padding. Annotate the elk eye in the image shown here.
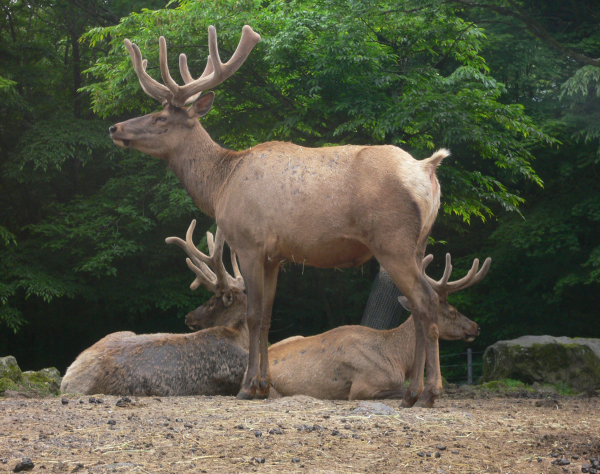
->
[156,116,167,122]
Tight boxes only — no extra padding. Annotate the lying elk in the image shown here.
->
[109,25,491,406]
[269,254,485,400]
[60,221,248,396]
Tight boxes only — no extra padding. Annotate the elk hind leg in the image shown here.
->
[256,262,280,398]
[236,259,265,400]
[374,256,441,407]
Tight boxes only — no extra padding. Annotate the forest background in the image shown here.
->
[1,0,598,382]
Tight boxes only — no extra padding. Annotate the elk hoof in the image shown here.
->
[259,380,268,389]
[433,388,441,396]
[251,379,259,388]
[414,398,435,408]
[236,388,255,400]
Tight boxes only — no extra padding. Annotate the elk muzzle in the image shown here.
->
[108,124,131,147]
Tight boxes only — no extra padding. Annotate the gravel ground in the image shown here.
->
[1,391,598,473]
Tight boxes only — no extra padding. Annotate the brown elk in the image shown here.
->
[60,221,249,397]
[269,254,486,400]
[109,25,491,406]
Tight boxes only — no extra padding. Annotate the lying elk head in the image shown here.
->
[166,220,246,331]
[109,26,261,159]
[398,254,491,342]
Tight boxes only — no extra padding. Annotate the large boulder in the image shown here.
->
[482,336,600,392]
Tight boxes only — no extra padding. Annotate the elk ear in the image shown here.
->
[222,289,234,307]
[188,92,215,119]
[398,296,411,312]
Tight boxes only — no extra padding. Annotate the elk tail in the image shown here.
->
[421,148,450,199]
[423,148,450,171]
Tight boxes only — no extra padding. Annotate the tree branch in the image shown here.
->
[446,0,600,67]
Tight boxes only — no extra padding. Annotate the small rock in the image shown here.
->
[107,420,116,426]
[61,398,68,405]
[352,401,398,416]
[176,418,183,422]
[255,430,262,438]
[417,452,425,457]
[435,452,441,458]
[184,423,193,428]
[404,442,411,447]
[535,399,560,408]
[115,397,131,407]
[292,458,300,463]
[451,450,459,454]
[255,457,265,464]
[13,458,34,472]
[331,430,340,436]
[344,424,351,430]
[436,444,446,451]
[236,424,244,429]
[268,428,282,435]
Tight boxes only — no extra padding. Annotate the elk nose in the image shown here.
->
[109,125,117,134]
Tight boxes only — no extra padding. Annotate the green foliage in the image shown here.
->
[82,0,548,224]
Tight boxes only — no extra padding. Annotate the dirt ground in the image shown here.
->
[1,390,598,474]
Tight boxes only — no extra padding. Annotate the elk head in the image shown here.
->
[398,254,491,342]
[166,220,246,331]
[109,25,261,159]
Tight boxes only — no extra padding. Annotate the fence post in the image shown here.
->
[467,348,473,385]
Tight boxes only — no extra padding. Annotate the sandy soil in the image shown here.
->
[1,391,598,474]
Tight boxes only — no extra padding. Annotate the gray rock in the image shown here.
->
[352,401,398,416]
[482,336,600,391]
[0,356,22,382]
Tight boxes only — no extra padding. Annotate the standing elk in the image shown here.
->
[269,254,486,400]
[60,221,248,397]
[109,25,491,406]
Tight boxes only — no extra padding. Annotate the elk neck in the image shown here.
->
[166,124,245,218]
[384,316,418,375]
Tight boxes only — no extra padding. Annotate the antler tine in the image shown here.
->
[175,25,261,105]
[165,221,218,293]
[422,253,453,293]
[228,248,246,292]
[179,54,214,104]
[446,257,492,294]
[423,253,492,297]
[158,36,184,97]
[124,39,173,105]
[185,257,218,292]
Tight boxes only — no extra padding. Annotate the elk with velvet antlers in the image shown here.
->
[109,25,490,407]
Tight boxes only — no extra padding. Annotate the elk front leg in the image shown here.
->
[402,315,427,407]
[256,262,280,398]
[236,259,265,400]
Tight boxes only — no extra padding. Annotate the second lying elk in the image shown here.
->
[109,24,490,406]
[60,221,248,396]
[269,254,486,400]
